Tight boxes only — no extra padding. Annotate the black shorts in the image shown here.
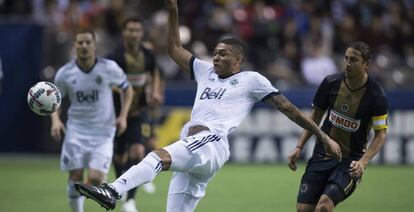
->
[114,112,154,155]
[297,156,359,205]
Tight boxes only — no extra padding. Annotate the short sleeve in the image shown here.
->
[191,57,212,82]
[108,60,129,89]
[143,49,156,74]
[312,77,330,110]
[54,68,66,97]
[371,92,388,130]
[250,72,279,101]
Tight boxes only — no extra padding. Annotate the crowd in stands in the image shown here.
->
[1,0,413,89]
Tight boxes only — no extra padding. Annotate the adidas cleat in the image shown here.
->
[74,183,119,210]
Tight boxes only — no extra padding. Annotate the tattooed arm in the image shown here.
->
[264,94,342,160]
[288,108,325,171]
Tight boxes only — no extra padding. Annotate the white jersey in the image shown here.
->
[54,58,129,137]
[181,57,279,143]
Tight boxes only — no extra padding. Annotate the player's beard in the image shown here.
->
[78,52,89,61]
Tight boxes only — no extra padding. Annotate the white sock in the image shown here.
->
[111,152,162,195]
[68,180,84,212]
[69,197,84,212]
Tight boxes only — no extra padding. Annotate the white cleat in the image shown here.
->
[121,199,138,212]
[142,182,156,194]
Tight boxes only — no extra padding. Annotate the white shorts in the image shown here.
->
[60,129,114,174]
[163,130,230,198]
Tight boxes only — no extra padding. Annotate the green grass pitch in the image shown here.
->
[0,155,413,212]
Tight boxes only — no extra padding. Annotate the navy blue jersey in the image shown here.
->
[312,73,388,159]
[108,45,156,116]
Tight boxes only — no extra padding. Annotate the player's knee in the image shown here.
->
[146,137,157,150]
[315,202,333,212]
[67,180,81,199]
[315,195,334,212]
[114,154,128,165]
[296,203,315,212]
[69,169,83,181]
[151,149,171,170]
[87,170,105,186]
[129,143,145,159]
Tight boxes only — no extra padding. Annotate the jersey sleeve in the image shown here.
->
[190,57,212,82]
[54,67,67,97]
[108,60,129,90]
[312,77,330,110]
[250,72,279,101]
[371,92,389,130]
[143,48,156,74]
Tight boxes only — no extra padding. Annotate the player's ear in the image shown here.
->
[363,59,370,71]
[235,55,243,66]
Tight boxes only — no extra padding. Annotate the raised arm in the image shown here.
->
[264,94,342,160]
[166,0,193,74]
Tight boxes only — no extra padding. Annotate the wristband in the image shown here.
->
[296,145,303,150]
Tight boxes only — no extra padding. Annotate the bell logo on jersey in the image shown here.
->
[76,90,99,103]
[329,110,360,132]
[200,87,226,100]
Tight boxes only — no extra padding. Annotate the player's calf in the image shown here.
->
[68,180,84,212]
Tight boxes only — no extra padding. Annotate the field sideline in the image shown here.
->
[0,155,413,212]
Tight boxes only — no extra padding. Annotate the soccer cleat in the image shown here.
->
[74,183,119,210]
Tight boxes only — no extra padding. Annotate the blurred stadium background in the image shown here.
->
[0,0,413,211]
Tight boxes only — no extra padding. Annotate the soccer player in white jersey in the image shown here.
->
[74,1,342,211]
[50,29,133,212]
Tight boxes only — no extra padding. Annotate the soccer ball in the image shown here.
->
[27,81,62,116]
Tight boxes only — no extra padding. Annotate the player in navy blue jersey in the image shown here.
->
[107,17,162,212]
[288,41,388,212]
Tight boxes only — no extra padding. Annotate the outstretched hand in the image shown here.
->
[288,147,302,171]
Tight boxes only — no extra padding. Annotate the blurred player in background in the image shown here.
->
[50,29,133,212]
[107,17,163,212]
[74,1,342,211]
[288,41,388,212]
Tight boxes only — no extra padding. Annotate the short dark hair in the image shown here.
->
[122,17,143,29]
[75,28,96,41]
[218,38,247,62]
[349,41,374,62]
